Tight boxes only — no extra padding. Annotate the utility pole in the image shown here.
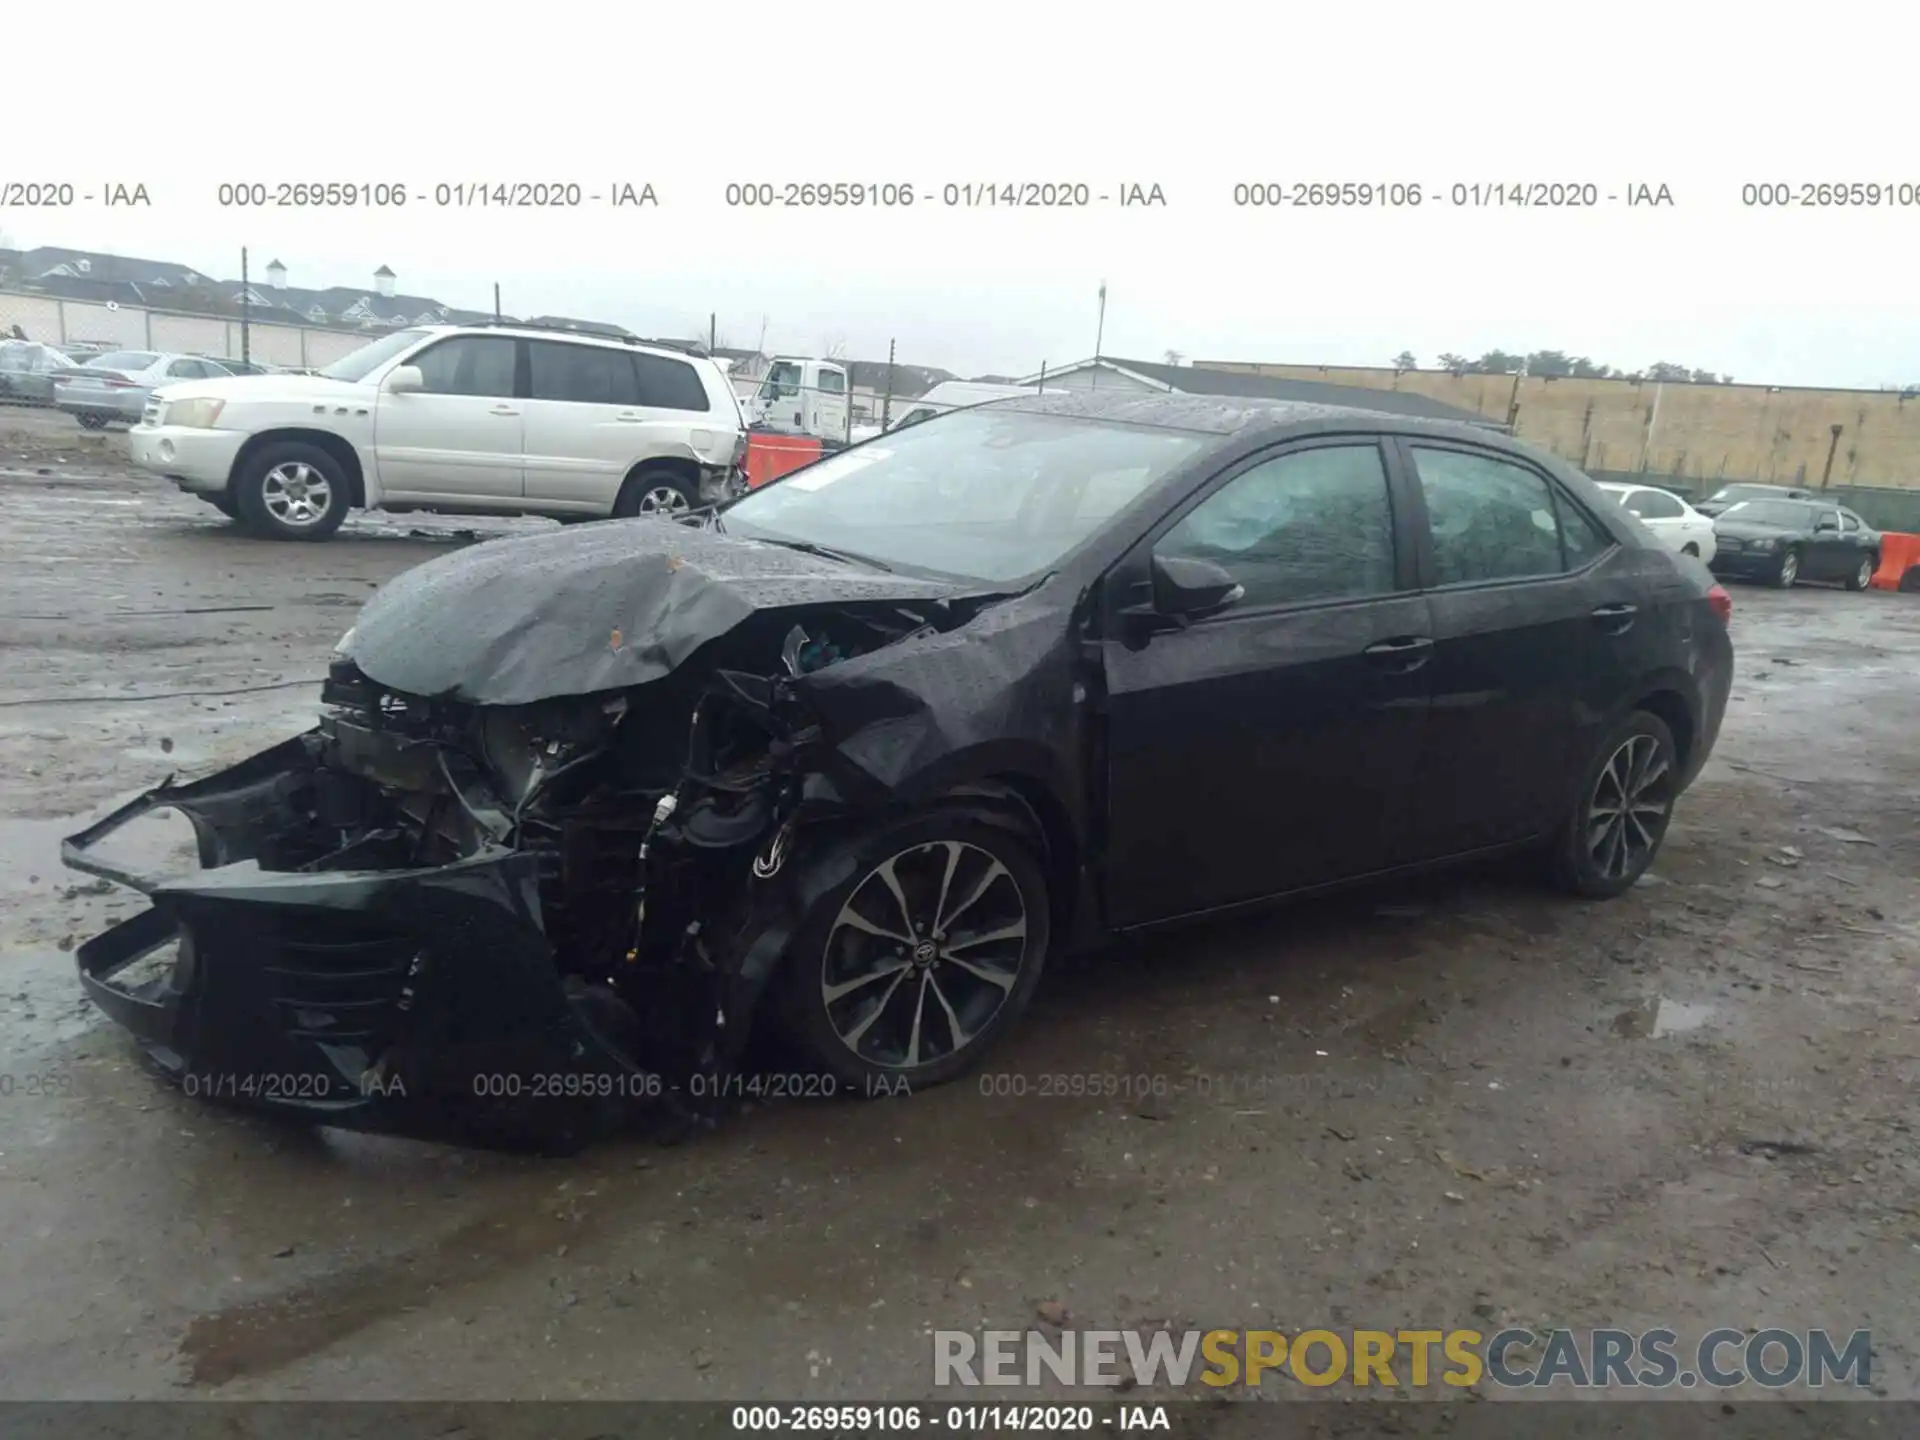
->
[239,248,251,364]
[1036,361,1047,392]
[881,337,896,430]
[1821,424,1844,489]
[493,283,502,321]
[1092,281,1107,391]
[709,312,717,353]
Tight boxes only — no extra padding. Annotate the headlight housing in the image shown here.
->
[166,397,226,429]
[333,626,356,657]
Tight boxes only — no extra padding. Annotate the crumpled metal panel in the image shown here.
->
[346,519,967,706]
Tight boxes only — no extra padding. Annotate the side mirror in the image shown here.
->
[385,365,423,394]
[1121,554,1244,634]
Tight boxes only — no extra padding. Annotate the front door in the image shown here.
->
[1805,504,1851,580]
[373,335,523,500]
[1397,441,1645,857]
[1101,438,1433,927]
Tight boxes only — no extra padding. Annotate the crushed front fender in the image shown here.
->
[63,739,658,1153]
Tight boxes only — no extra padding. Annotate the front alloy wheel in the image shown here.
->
[260,461,333,528]
[822,840,1029,1072]
[1774,548,1800,588]
[1846,555,1875,592]
[782,811,1050,1089]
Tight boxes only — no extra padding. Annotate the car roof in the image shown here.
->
[979,387,1518,447]
[413,322,717,364]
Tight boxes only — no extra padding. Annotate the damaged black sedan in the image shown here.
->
[64,392,1733,1151]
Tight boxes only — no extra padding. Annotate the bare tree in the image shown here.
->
[1392,350,1418,370]
[822,334,850,361]
[1163,349,1185,366]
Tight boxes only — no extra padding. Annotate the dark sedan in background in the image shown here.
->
[1694,482,1817,518]
[64,392,1734,1150]
[1708,497,1881,590]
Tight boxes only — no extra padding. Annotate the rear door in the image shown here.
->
[1396,440,1647,858]
[522,339,647,507]
[1100,436,1434,926]
[812,363,849,441]
[371,334,523,500]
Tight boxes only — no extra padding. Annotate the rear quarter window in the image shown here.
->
[633,353,710,412]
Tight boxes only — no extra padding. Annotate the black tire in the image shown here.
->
[1681,542,1700,557]
[1845,553,1876,592]
[232,441,350,542]
[1550,710,1681,899]
[76,412,105,430]
[1772,547,1800,588]
[613,465,700,519]
[777,806,1051,1091]
[201,493,240,520]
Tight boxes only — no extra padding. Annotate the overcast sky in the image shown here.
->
[6,1,1916,387]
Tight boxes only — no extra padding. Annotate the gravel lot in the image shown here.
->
[3,408,1918,1408]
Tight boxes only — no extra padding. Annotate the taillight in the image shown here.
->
[1706,583,1732,624]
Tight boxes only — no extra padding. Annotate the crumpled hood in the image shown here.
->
[344,519,966,705]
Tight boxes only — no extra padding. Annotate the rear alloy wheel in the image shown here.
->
[233,441,351,541]
[76,413,106,430]
[780,811,1050,1090]
[613,466,699,519]
[1551,710,1680,898]
[1773,547,1800,588]
[1845,554,1875,592]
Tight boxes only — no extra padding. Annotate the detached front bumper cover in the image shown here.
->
[63,735,658,1153]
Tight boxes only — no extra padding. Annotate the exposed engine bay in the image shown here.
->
[310,604,938,1084]
[60,516,1085,1151]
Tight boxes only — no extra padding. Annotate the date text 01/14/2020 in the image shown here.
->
[211,182,659,208]
[721,182,1166,208]
[727,1404,1172,1432]
[1230,181,1676,208]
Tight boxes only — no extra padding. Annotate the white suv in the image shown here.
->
[128,324,748,541]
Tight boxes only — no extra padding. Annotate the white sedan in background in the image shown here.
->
[1596,482,1717,564]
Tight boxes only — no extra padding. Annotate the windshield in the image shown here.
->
[1721,500,1815,526]
[87,351,157,371]
[1596,484,1629,503]
[720,408,1209,583]
[320,328,430,382]
[1707,485,1783,503]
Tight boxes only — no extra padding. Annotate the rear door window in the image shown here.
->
[1409,446,1611,584]
[528,341,643,405]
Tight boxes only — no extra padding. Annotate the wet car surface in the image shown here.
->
[3,407,1918,1402]
[53,395,1732,1150]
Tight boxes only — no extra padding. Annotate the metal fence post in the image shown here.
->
[881,338,895,430]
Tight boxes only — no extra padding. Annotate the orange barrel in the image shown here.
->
[745,432,825,489]
[1870,531,1920,592]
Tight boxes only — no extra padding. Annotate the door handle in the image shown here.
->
[489,404,519,416]
[1591,602,1638,633]
[1363,635,1433,671]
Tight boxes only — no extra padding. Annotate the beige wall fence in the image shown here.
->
[0,289,375,376]
[1197,361,1920,532]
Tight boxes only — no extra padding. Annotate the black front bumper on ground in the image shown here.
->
[62,735,657,1152]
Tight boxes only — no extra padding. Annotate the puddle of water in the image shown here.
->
[1611,997,1720,1039]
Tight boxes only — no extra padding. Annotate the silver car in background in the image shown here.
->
[0,340,78,405]
[53,351,235,429]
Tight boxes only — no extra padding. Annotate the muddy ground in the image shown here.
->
[1,405,1917,1407]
